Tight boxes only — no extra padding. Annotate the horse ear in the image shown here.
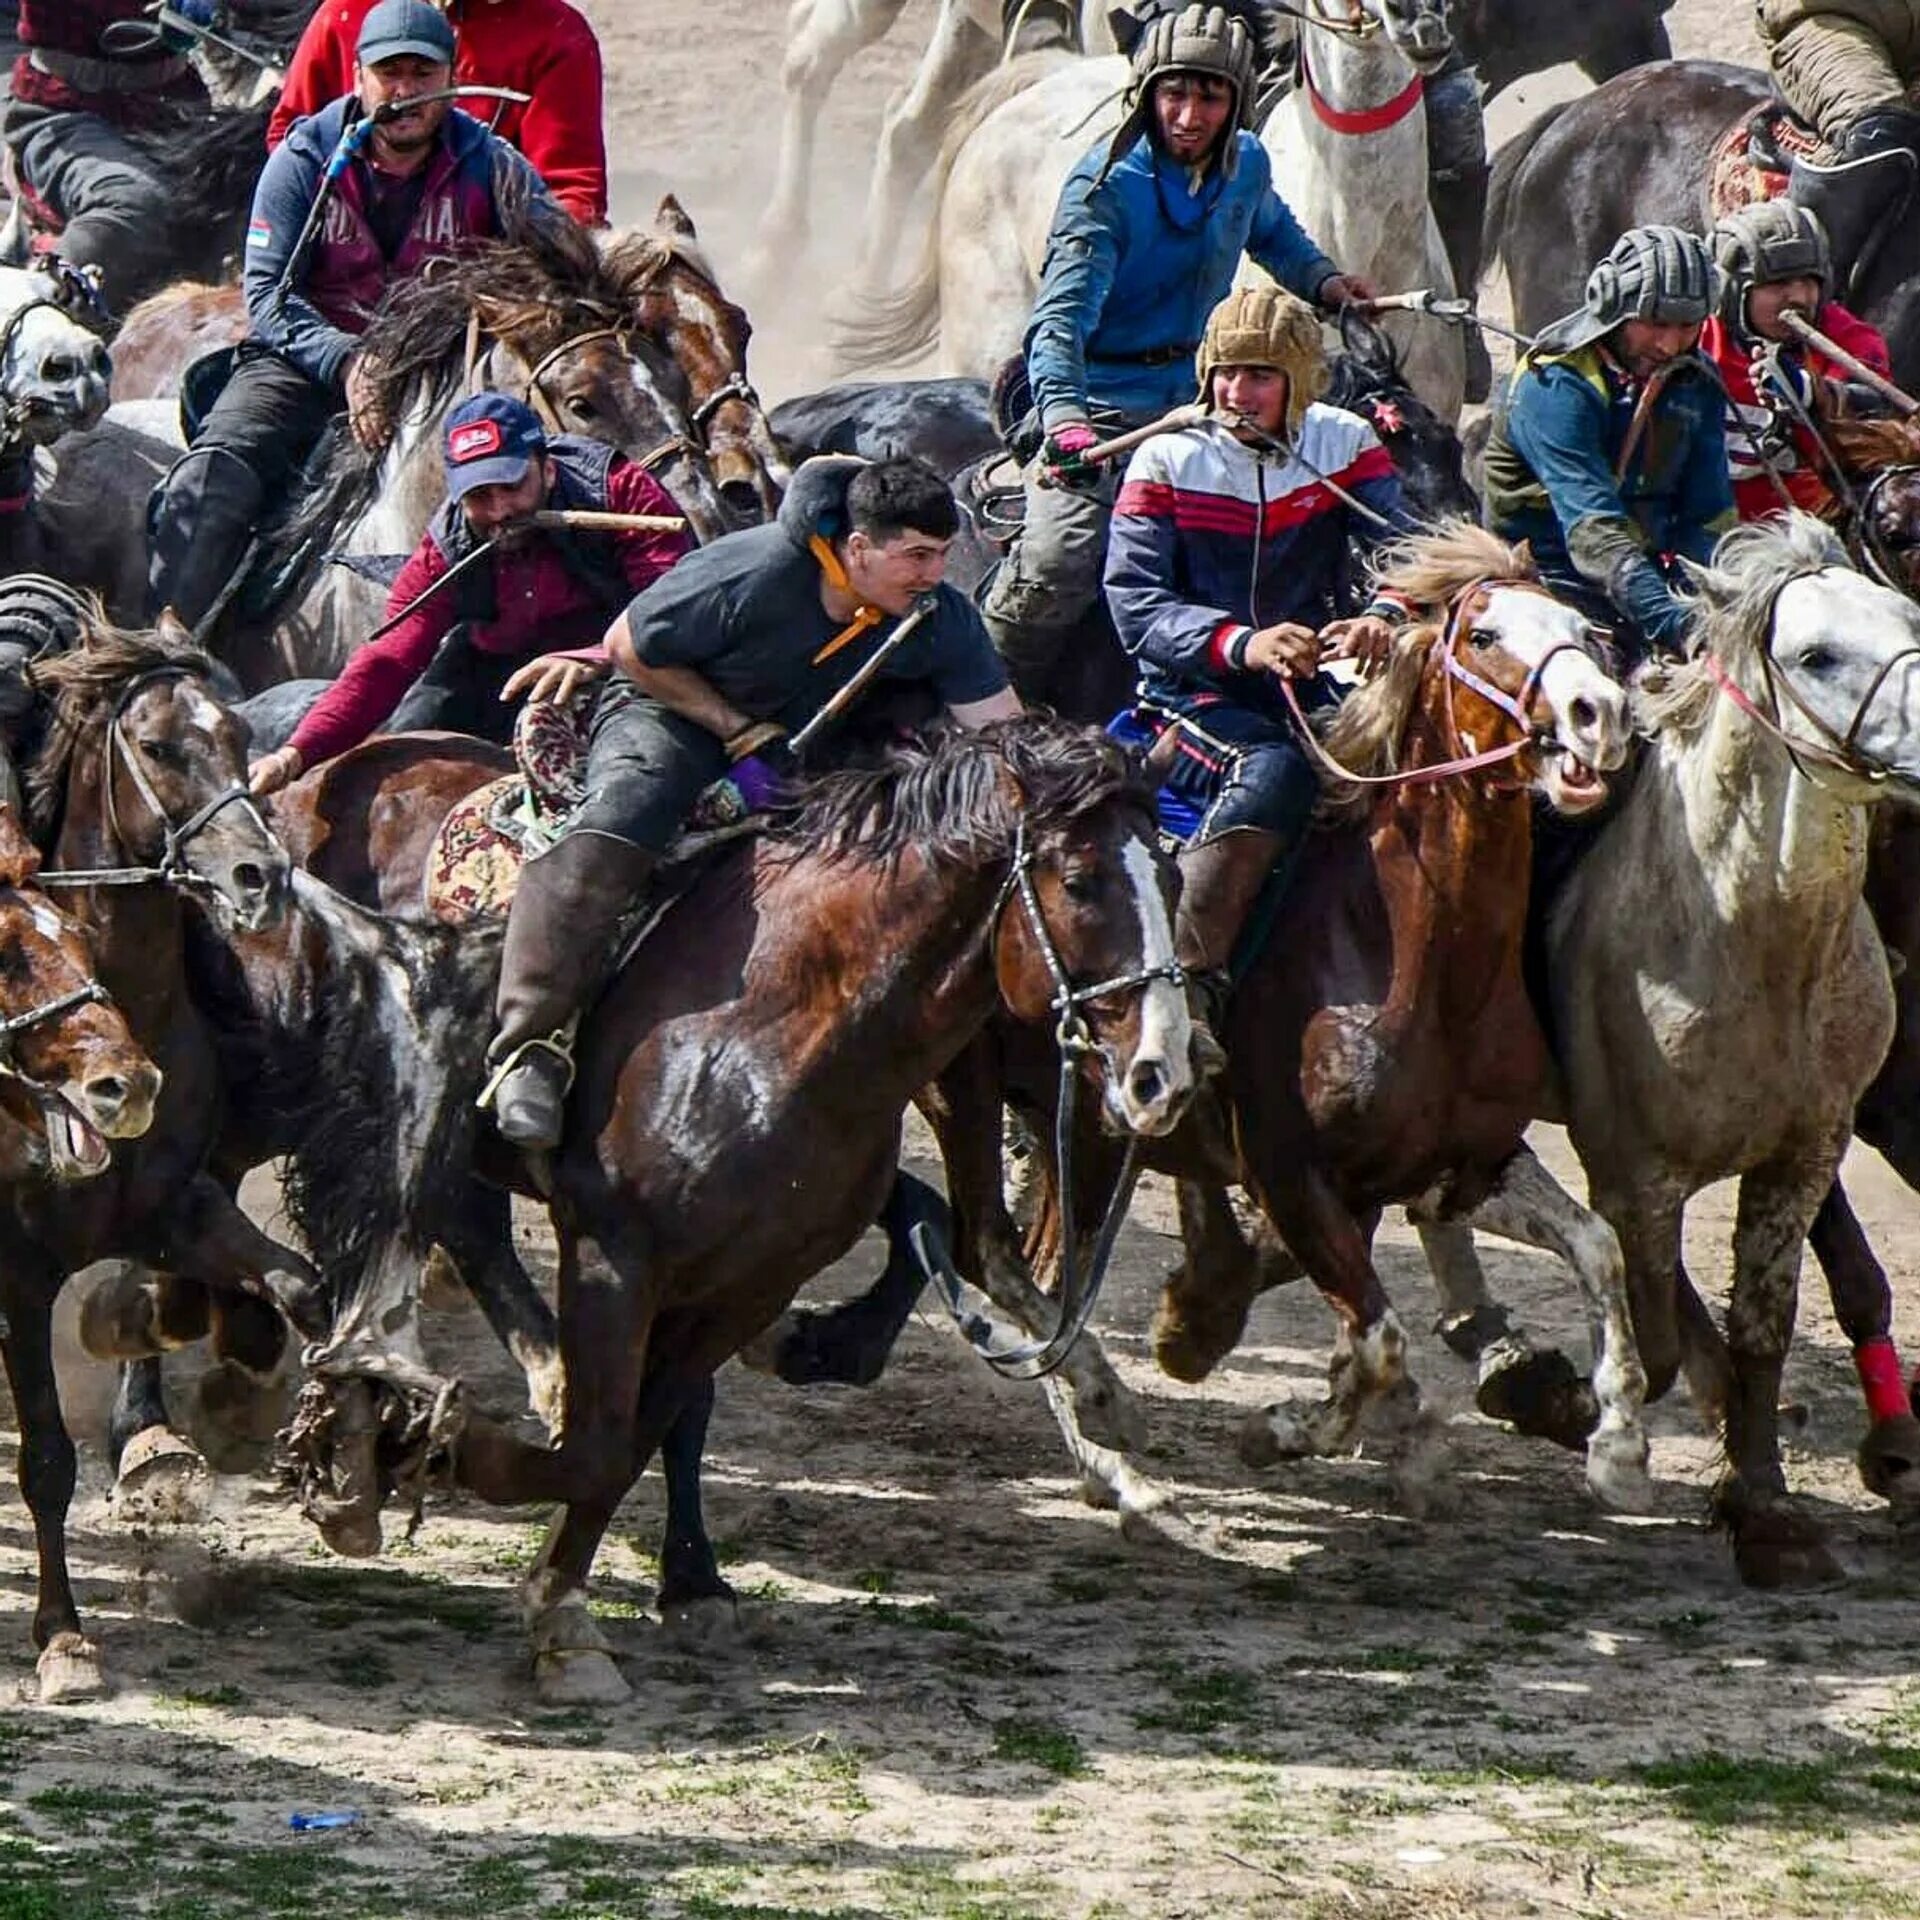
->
[655,194,697,240]
[1108,7,1144,57]
[154,607,193,650]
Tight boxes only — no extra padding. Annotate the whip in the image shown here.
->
[1035,403,1210,488]
[788,593,941,755]
[1357,288,1537,350]
[1779,310,1920,417]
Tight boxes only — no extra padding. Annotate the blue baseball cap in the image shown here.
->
[357,0,456,66]
[443,392,547,501]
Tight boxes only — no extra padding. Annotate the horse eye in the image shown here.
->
[136,737,186,768]
[566,395,597,420]
[1796,644,1837,674]
[1061,870,1103,904]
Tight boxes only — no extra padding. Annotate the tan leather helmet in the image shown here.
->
[1194,283,1328,437]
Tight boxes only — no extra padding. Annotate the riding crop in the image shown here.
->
[101,4,288,81]
[526,508,687,534]
[1780,311,1920,418]
[1357,289,1537,350]
[787,592,941,755]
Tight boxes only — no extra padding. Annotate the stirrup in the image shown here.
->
[476,1031,576,1113]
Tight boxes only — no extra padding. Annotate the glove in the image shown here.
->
[724,724,796,812]
[1752,343,1815,413]
[1040,421,1099,486]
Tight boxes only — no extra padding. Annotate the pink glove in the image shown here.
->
[1042,421,1100,484]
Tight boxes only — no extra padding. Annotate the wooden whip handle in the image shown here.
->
[1779,311,1920,417]
[527,507,689,533]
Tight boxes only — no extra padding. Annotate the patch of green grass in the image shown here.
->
[1635,1744,1920,1829]
[1131,1663,1261,1736]
[854,1568,896,1595]
[869,1599,987,1638]
[328,1647,397,1691]
[992,1718,1091,1779]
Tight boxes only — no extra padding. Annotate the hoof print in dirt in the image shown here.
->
[36,1632,107,1704]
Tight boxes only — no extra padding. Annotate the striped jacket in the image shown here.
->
[1105,407,1407,708]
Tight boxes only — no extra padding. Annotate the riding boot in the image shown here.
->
[1175,828,1287,1035]
[1431,160,1493,403]
[483,830,658,1151]
[146,444,266,637]
[1788,107,1920,302]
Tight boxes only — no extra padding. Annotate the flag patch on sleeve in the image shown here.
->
[246,219,273,250]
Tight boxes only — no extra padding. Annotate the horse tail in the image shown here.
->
[1484,101,1572,289]
[830,49,1075,372]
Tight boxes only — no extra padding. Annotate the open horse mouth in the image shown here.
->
[45,1095,112,1180]
[1543,751,1609,815]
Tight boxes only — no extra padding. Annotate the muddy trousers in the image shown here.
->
[2,102,180,316]
[147,348,338,634]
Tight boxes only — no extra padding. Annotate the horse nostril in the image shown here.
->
[1128,1060,1167,1111]
[1570,698,1598,736]
[233,861,270,899]
[85,1075,126,1110]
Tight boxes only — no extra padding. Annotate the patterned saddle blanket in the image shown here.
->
[425,695,757,926]
[1706,101,1830,222]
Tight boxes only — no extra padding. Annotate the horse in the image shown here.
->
[1,614,332,1698]
[268,719,1197,1699]
[1484,61,1920,386]
[830,0,1460,420]
[1407,515,1920,1586]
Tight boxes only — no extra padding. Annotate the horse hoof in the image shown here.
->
[1236,1404,1311,1468]
[1436,1302,1513,1363]
[317,1511,383,1559]
[112,1427,211,1526]
[77,1270,167,1361]
[1475,1344,1599,1454]
[1858,1415,1920,1506]
[36,1632,107,1703]
[1585,1424,1654,1514]
[739,1306,876,1388]
[661,1592,740,1650]
[1153,1286,1250,1384]
[1729,1505,1845,1591]
[534,1647,631,1707]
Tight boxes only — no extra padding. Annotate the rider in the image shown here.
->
[1482,225,1736,667]
[482,455,1026,1152]
[246,392,692,796]
[1703,198,1895,520]
[2,0,209,315]
[1757,0,1920,297]
[146,0,562,639]
[268,0,609,227]
[1105,284,1407,997]
[981,0,1376,696]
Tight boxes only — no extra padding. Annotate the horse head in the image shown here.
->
[1329,316,1477,521]
[1336,523,1628,813]
[0,264,111,449]
[1352,0,1454,72]
[982,723,1197,1137]
[1688,513,1920,792]
[0,827,161,1179]
[31,613,292,931]
[601,203,792,520]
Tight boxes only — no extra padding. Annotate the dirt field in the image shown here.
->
[12,5,1920,1918]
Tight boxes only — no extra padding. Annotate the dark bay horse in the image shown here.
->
[280,720,1196,1701]
[2,617,322,1699]
[1484,62,1920,383]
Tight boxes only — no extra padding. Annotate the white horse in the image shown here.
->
[750,0,1115,286]
[1422,515,1920,1588]
[830,0,1464,418]
[0,265,112,453]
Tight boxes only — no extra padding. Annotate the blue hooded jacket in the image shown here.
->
[1025,130,1338,432]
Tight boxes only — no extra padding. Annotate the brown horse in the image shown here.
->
[277,719,1196,1700]
[2,615,323,1698]
[917,531,1653,1515]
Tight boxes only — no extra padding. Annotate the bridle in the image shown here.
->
[1852,463,1920,595]
[34,668,271,892]
[0,278,99,455]
[505,327,705,477]
[1279,578,1589,792]
[0,891,113,1127]
[1700,566,1920,787]
[916,812,1186,1380]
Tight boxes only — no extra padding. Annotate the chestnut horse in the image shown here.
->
[274,720,1196,1700]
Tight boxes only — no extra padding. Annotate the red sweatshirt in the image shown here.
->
[267,0,608,226]
[1702,302,1892,521]
[291,459,690,764]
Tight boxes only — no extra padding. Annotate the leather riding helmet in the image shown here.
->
[1533,225,1720,355]
[1101,3,1260,180]
[1194,284,1328,437]
[1711,200,1830,341]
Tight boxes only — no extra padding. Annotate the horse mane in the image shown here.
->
[1314,522,1537,817]
[1635,512,1851,737]
[24,610,213,839]
[780,717,1157,871]
[1828,413,1920,473]
[129,102,274,226]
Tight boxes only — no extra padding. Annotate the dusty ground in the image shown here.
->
[12,5,1920,1918]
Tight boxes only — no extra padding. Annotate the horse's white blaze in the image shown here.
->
[1111,831,1192,1134]
[1476,584,1629,772]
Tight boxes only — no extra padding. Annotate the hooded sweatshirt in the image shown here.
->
[620,458,1008,734]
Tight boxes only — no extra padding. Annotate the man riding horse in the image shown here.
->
[1482,225,1736,667]
[979,1,1376,694]
[1757,0,1920,297]
[482,455,1026,1152]
[2,0,209,315]
[269,0,610,226]
[147,0,563,642]
[1105,284,1409,1013]
[247,391,692,796]
[1703,198,1896,520]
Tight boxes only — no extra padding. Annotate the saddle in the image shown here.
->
[1706,100,1831,222]
[424,693,759,926]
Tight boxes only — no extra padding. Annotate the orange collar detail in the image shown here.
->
[809,535,884,663]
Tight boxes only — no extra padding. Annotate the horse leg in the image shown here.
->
[1575,6,1672,84]
[1808,1177,1920,1507]
[161,1174,327,1339]
[1595,1182,1689,1405]
[2,1277,107,1700]
[1154,1179,1302,1382]
[1439,1147,1651,1512]
[1718,1160,1844,1589]
[655,1375,740,1645]
[76,1261,210,1361]
[436,1183,565,1436]
[192,1291,292,1471]
[856,2,997,284]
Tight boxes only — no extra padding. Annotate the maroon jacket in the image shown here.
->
[13,0,205,128]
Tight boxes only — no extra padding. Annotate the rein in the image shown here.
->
[33,668,270,892]
[0,293,77,454]
[915,814,1186,1380]
[504,328,703,474]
